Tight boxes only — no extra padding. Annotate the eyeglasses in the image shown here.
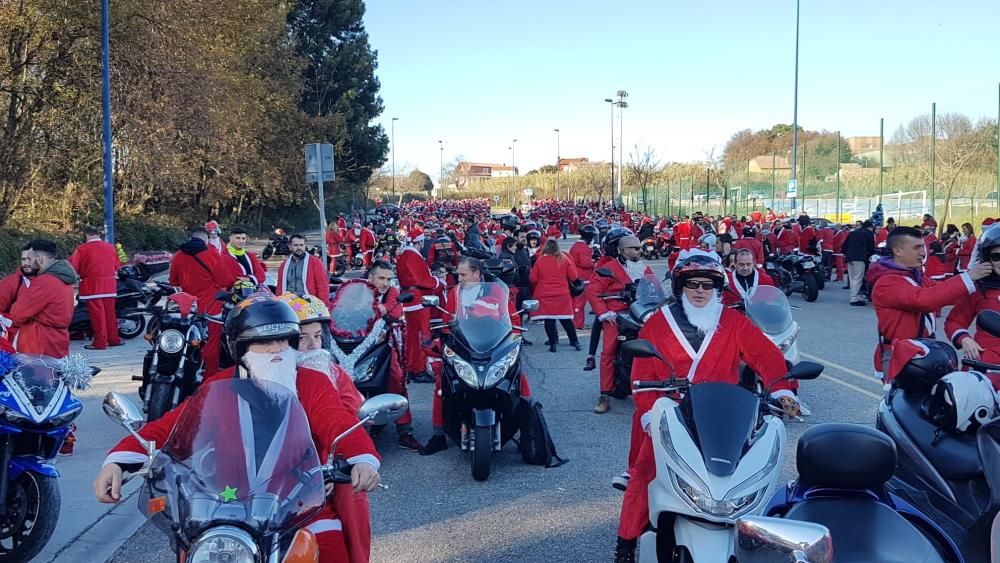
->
[623,246,641,251]
[987,253,1000,263]
[682,280,717,290]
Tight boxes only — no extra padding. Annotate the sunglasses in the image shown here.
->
[988,253,1000,263]
[623,246,641,251]
[682,280,717,291]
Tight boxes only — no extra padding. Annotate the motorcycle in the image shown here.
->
[69,266,172,340]
[753,422,963,563]
[0,353,94,562]
[641,237,659,260]
[875,310,1000,562]
[101,382,407,563]
[738,285,802,387]
[421,283,538,481]
[625,339,823,562]
[764,251,819,303]
[260,229,290,261]
[349,241,364,270]
[136,292,208,423]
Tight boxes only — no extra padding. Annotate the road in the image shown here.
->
[50,236,889,563]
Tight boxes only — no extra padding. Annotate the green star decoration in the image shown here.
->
[220,486,238,503]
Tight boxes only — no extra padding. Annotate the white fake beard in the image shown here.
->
[243,348,299,393]
[681,293,722,335]
[624,259,646,281]
[296,348,333,377]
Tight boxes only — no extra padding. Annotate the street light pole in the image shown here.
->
[554,128,560,200]
[101,0,115,242]
[391,117,398,198]
[512,139,518,206]
[437,140,443,200]
[604,98,615,203]
[790,0,800,211]
[616,90,628,207]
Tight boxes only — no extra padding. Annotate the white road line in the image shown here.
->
[819,374,883,401]
[801,352,883,400]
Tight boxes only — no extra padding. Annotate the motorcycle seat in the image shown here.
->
[890,391,982,481]
[785,497,947,563]
[797,424,895,488]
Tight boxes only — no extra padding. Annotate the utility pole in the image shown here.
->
[101,0,115,242]
[437,140,443,200]
[616,90,628,206]
[391,117,398,197]
[554,128,561,200]
[604,98,615,199]
[790,0,801,211]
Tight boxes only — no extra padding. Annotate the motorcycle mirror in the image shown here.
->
[595,267,614,279]
[102,392,144,433]
[976,310,1000,339]
[733,516,832,563]
[358,393,408,426]
[421,295,441,308]
[522,299,540,312]
[398,292,415,304]
[788,360,824,381]
[621,339,664,361]
[214,290,230,301]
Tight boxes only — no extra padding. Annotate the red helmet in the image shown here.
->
[671,251,726,296]
[205,220,220,234]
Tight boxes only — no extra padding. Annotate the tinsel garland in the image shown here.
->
[328,280,379,339]
[55,354,95,391]
[329,319,386,375]
[0,351,16,377]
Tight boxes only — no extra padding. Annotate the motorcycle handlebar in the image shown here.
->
[962,358,1000,372]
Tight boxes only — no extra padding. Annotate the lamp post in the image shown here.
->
[437,140,443,199]
[391,117,398,197]
[553,128,560,200]
[616,90,628,207]
[604,98,615,202]
[790,0,801,211]
[511,139,518,206]
[101,0,115,242]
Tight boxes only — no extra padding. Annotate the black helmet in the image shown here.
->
[224,295,301,363]
[797,214,811,227]
[524,221,539,231]
[892,338,957,394]
[579,224,598,242]
[526,229,542,245]
[978,223,1000,263]
[499,214,519,232]
[602,227,633,258]
[483,258,516,286]
[671,252,726,297]
[596,218,610,231]
[742,226,756,238]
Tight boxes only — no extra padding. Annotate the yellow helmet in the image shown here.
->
[275,293,331,324]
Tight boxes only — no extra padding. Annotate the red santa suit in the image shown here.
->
[104,367,379,563]
[69,238,122,349]
[585,258,652,395]
[327,229,344,261]
[722,268,776,306]
[277,254,331,305]
[9,261,76,357]
[674,221,693,250]
[619,303,791,541]
[832,228,849,281]
[876,227,890,246]
[569,240,595,329]
[866,260,976,377]
[0,272,29,343]
[359,228,377,268]
[775,226,796,254]
[528,255,579,320]
[224,246,267,286]
[732,237,765,266]
[546,225,562,239]
[799,225,819,255]
[945,286,1000,387]
[396,247,439,376]
[957,235,976,271]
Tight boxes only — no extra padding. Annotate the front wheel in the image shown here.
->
[814,267,826,290]
[801,273,819,302]
[118,314,146,339]
[261,245,274,260]
[146,381,174,422]
[471,425,492,481]
[333,259,346,278]
[0,472,60,563]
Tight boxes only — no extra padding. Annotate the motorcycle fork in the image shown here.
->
[0,436,12,516]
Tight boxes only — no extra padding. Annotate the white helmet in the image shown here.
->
[928,371,999,433]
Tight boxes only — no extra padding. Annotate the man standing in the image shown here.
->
[9,240,77,357]
[359,221,378,269]
[723,249,776,306]
[0,248,37,342]
[205,221,224,254]
[277,234,330,305]
[224,227,267,286]
[397,241,439,383]
[69,226,122,350]
[843,220,876,306]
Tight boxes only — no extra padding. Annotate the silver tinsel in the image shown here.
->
[55,354,95,391]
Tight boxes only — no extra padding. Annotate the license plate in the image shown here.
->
[802,263,814,269]
[646,245,654,251]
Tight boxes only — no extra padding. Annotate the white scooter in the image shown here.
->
[624,340,823,562]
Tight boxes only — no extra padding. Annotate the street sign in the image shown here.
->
[492,195,500,204]
[305,143,335,183]
[523,188,534,197]
[786,179,797,198]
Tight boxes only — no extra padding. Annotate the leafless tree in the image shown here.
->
[625,145,660,213]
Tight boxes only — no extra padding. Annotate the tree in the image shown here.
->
[404,169,433,195]
[625,145,660,213]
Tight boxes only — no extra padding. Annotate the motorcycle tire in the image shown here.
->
[814,267,826,290]
[117,314,146,340]
[802,273,819,302]
[0,472,60,563]
[334,261,346,278]
[471,425,492,481]
[262,245,274,260]
[146,381,174,423]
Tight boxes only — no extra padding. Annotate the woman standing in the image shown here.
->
[529,238,581,352]
[958,222,977,272]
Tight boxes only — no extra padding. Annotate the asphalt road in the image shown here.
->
[100,238,893,563]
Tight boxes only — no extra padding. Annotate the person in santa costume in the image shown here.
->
[223,227,267,286]
[722,248,776,306]
[732,226,764,266]
[529,238,581,352]
[613,252,798,563]
[957,222,977,272]
[93,296,382,563]
[585,230,653,415]
[945,224,1000,388]
[9,240,77,357]
[866,226,991,379]
[0,247,37,344]
[818,219,835,281]
[67,226,122,350]
[326,223,345,274]
[397,240,440,383]
[570,225,598,330]
[277,234,330,305]
[774,220,796,255]
[205,220,224,254]
[673,216,693,250]
[832,223,849,283]
[359,221,378,269]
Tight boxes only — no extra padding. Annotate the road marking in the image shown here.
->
[800,352,883,400]
[818,374,882,400]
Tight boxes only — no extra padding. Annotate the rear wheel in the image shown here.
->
[802,273,819,302]
[0,472,60,563]
[261,245,274,260]
[471,425,492,481]
[814,267,826,290]
[334,259,346,277]
[118,314,146,339]
[146,381,174,422]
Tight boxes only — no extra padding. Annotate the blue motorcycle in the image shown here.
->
[0,352,93,562]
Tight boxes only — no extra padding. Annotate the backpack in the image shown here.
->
[516,399,567,468]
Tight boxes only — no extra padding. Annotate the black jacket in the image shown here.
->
[843,229,876,263]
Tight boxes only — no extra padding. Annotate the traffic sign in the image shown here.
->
[492,195,500,204]
[305,143,335,183]
[786,179,797,198]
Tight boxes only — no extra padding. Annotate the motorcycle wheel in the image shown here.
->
[802,273,819,302]
[334,261,346,277]
[471,425,492,481]
[0,472,60,563]
[262,245,274,260]
[117,314,146,340]
[814,267,826,290]
[146,381,174,423]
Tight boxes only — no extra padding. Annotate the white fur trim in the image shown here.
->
[530,314,573,320]
[306,519,343,535]
[960,273,975,294]
[347,453,381,471]
[103,451,149,467]
[640,411,653,432]
[598,312,616,322]
[78,293,117,300]
[951,329,972,344]
[770,389,796,401]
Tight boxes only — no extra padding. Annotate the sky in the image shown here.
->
[364,0,1000,184]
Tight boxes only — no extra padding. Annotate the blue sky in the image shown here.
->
[364,0,999,183]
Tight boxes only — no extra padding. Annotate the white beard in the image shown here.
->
[243,349,299,394]
[624,259,647,281]
[296,348,333,377]
[681,293,722,334]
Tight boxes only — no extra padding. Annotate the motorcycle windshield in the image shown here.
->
[681,383,759,477]
[453,282,512,354]
[745,285,793,335]
[7,354,65,416]
[330,281,378,339]
[142,379,324,538]
[635,275,667,308]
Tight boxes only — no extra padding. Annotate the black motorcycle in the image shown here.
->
[260,229,290,260]
[423,283,537,481]
[765,252,819,302]
[70,266,172,340]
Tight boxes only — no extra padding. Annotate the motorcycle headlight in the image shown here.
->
[157,329,185,354]
[187,526,258,563]
[674,473,763,517]
[353,354,378,383]
[777,325,800,352]
[444,345,478,388]
[483,343,520,388]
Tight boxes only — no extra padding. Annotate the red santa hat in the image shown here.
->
[205,220,220,234]
[885,339,930,385]
[982,218,996,227]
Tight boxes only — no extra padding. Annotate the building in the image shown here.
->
[558,157,590,172]
[748,155,791,173]
[452,161,518,189]
[846,136,881,154]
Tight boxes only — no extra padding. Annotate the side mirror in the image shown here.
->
[788,360,824,381]
[733,516,832,563]
[977,310,1000,339]
[595,267,614,279]
[398,292,415,304]
[358,393,408,426]
[103,392,144,432]
[214,290,230,301]
[621,339,664,361]
[422,295,441,308]
[522,299,540,312]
